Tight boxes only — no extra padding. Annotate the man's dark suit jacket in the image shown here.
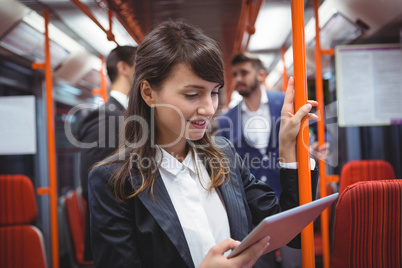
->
[218,91,285,196]
[79,96,125,261]
[88,137,312,268]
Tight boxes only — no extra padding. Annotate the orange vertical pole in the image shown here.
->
[100,56,108,102]
[281,47,288,92]
[92,57,108,101]
[290,0,315,267]
[44,11,60,268]
[33,10,59,268]
[313,0,330,267]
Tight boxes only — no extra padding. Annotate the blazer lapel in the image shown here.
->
[218,169,249,241]
[135,171,194,267]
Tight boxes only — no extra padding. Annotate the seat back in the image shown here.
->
[0,174,47,268]
[332,180,402,268]
[314,182,336,256]
[339,160,396,194]
[64,189,93,266]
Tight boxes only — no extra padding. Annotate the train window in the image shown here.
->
[0,59,36,178]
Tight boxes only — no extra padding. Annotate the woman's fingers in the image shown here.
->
[307,100,318,106]
[293,103,313,123]
[212,238,240,254]
[279,76,320,162]
[284,77,295,100]
[200,236,270,268]
[282,77,295,115]
[308,113,319,120]
[282,76,318,121]
[232,236,270,267]
[199,239,241,268]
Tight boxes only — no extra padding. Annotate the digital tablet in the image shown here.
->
[228,193,339,258]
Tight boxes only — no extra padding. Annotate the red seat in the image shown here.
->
[0,174,47,268]
[332,180,402,268]
[314,182,335,256]
[339,160,396,194]
[64,189,93,266]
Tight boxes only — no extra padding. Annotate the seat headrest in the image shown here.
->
[0,175,37,225]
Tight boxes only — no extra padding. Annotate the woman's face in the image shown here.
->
[152,63,220,146]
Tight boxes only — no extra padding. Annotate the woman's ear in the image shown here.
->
[140,81,155,107]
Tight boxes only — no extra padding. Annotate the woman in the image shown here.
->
[88,20,317,268]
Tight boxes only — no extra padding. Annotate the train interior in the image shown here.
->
[0,0,401,267]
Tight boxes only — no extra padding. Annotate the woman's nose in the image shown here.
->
[198,96,216,116]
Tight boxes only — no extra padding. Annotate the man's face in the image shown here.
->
[232,61,263,98]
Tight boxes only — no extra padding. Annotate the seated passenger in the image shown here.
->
[88,20,318,268]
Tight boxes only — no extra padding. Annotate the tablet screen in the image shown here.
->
[228,193,338,258]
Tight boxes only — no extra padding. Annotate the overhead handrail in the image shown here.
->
[229,1,248,105]
[234,0,264,53]
[70,0,119,45]
[102,0,144,43]
[229,0,264,106]
[69,0,113,101]
[107,9,115,41]
[313,0,330,267]
[32,10,60,268]
[244,0,264,50]
[290,0,315,267]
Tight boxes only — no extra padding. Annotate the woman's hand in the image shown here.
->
[198,236,270,268]
[279,77,318,163]
[311,142,330,161]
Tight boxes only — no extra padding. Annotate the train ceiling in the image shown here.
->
[4,0,402,91]
[105,0,247,80]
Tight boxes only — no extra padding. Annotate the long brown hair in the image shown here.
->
[104,20,230,201]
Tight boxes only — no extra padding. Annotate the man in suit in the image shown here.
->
[218,53,285,196]
[79,45,136,261]
[218,53,302,267]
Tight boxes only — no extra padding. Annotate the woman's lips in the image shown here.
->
[188,119,207,129]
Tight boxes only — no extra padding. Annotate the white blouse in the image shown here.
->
[156,147,231,267]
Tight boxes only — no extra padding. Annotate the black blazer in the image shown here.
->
[88,137,312,268]
[79,96,125,260]
[80,96,125,200]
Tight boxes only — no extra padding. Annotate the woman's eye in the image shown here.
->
[185,94,198,98]
[211,91,219,96]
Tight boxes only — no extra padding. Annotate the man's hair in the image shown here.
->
[231,52,266,73]
[106,46,137,83]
